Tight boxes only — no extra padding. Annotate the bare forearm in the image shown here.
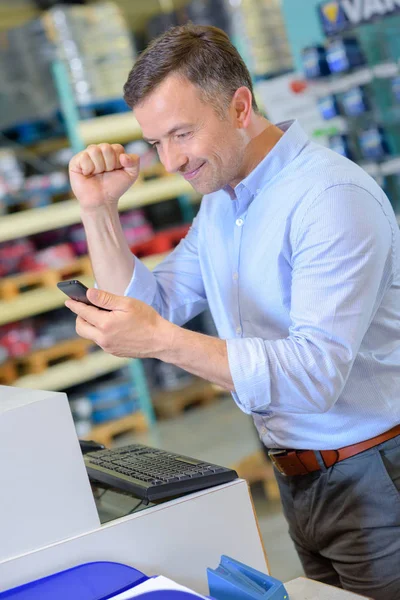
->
[156,323,235,392]
[81,205,134,295]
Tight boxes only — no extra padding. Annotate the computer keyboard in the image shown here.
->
[84,443,238,502]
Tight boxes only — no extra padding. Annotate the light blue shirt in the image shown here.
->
[126,120,400,450]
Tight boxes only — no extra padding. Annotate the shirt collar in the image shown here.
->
[223,120,310,209]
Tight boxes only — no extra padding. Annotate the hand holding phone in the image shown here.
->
[57,280,110,311]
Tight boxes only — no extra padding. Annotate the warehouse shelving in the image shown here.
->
[0,175,196,242]
[13,349,131,391]
[3,250,171,435]
[308,62,399,98]
[47,50,202,428]
[1,17,197,436]
[78,112,142,146]
[0,252,168,326]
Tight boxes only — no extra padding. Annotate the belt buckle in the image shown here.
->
[268,449,289,476]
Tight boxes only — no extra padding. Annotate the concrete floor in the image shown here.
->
[119,395,304,583]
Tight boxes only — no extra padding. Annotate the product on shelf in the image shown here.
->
[0,322,35,358]
[0,150,25,207]
[384,173,400,214]
[44,2,137,109]
[69,395,93,437]
[1,1,137,137]
[26,243,77,271]
[0,18,59,133]
[0,239,36,277]
[0,302,98,386]
[0,305,80,359]
[0,241,77,275]
[358,126,391,160]
[33,308,78,350]
[341,86,371,117]
[230,0,293,79]
[67,367,139,431]
[33,226,72,250]
[0,255,91,304]
[145,0,292,80]
[0,243,76,275]
[154,361,194,392]
[143,311,217,395]
[0,145,70,215]
[301,46,331,80]
[392,76,400,103]
[0,345,9,365]
[300,6,400,212]
[67,225,88,256]
[328,133,356,161]
[130,224,190,258]
[0,151,70,216]
[326,37,366,74]
[317,94,341,120]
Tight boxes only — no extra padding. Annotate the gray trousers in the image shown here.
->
[273,435,400,600]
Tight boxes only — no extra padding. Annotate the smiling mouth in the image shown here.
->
[182,163,205,180]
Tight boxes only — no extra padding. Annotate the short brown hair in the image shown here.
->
[123,24,258,116]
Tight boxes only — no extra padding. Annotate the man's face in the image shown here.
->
[134,74,247,194]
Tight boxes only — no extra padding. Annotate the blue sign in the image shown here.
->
[319,2,350,36]
[319,0,400,36]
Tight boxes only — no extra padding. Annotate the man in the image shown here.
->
[67,24,400,599]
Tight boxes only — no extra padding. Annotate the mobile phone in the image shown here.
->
[57,279,110,311]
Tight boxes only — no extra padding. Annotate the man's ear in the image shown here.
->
[231,86,253,129]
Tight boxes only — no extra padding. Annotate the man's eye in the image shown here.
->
[150,142,159,148]
[177,132,190,139]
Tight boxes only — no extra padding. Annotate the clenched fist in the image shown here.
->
[69,143,140,211]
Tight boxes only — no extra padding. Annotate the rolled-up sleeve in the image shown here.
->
[124,254,158,306]
[227,184,393,415]
[124,213,208,326]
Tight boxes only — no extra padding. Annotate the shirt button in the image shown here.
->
[261,427,267,435]
[236,326,242,335]
[235,218,244,227]
[233,272,239,281]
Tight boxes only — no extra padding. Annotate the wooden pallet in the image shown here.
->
[231,449,280,501]
[86,411,149,447]
[0,256,92,301]
[0,360,18,385]
[152,379,222,419]
[17,338,94,375]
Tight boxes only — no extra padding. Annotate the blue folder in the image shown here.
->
[207,556,289,600]
[0,556,289,600]
[0,562,147,600]
[0,563,203,600]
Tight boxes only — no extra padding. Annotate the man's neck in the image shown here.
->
[229,116,284,188]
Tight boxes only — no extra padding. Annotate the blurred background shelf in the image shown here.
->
[152,378,223,419]
[83,410,149,447]
[0,176,196,242]
[0,251,168,326]
[13,348,131,390]
[78,113,141,145]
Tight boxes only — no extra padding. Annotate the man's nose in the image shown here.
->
[161,146,188,174]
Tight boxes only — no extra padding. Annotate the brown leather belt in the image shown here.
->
[268,423,400,477]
